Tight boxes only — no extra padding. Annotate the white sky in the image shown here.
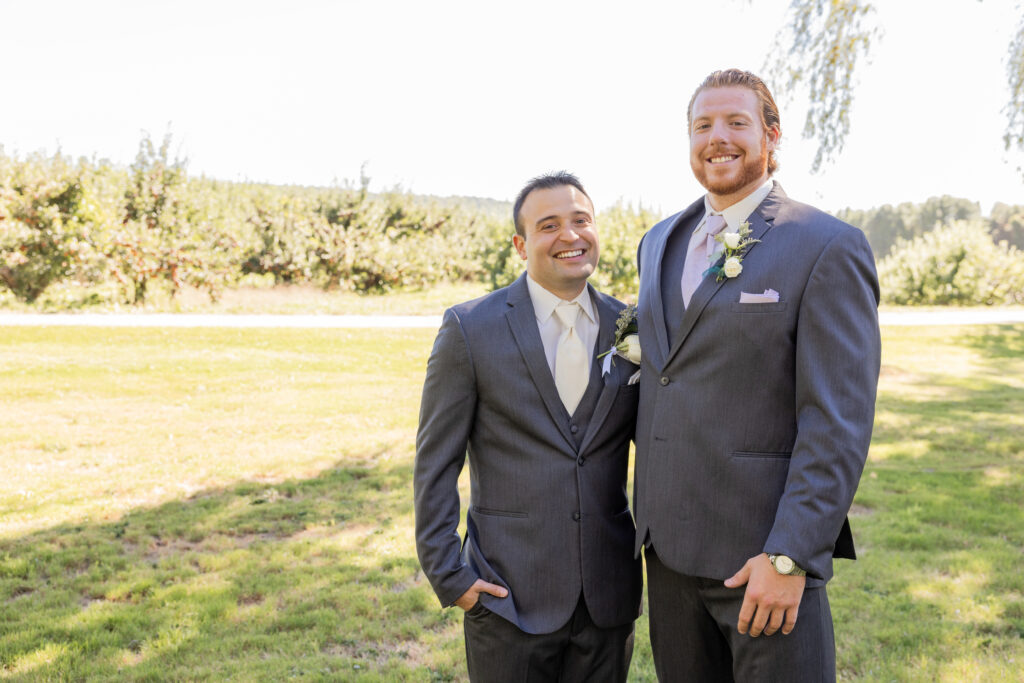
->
[1,0,1021,215]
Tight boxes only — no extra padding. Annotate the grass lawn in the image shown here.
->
[0,322,1021,681]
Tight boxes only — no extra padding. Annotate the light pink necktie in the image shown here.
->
[680,214,727,307]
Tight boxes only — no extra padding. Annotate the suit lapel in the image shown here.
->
[504,275,577,451]
[663,184,783,368]
[644,200,703,367]
[577,288,622,455]
[644,221,674,366]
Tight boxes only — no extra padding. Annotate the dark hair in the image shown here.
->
[687,69,781,175]
[512,171,591,237]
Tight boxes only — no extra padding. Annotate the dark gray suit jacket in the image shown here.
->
[634,183,880,586]
[415,273,642,634]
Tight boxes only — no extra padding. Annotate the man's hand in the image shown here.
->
[454,579,508,611]
[724,553,806,637]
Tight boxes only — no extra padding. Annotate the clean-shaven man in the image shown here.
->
[634,69,881,681]
[415,172,642,682]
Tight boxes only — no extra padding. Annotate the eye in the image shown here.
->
[541,223,557,231]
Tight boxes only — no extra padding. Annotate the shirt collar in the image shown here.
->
[526,275,596,324]
[703,178,774,232]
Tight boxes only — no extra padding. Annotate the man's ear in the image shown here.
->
[512,234,528,261]
[765,125,781,152]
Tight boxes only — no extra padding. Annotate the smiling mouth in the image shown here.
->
[555,249,585,259]
[709,154,739,164]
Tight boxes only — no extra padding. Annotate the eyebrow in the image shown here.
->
[693,111,753,123]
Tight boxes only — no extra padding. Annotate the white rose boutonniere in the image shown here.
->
[598,304,641,377]
[704,221,759,283]
[722,257,743,278]
[622,334,641,364]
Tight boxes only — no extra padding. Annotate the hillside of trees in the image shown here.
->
[837,197,1024,257]
[1,138,1022,308]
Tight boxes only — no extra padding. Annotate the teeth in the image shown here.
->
[710,155,737,163]
[556,250,583,259]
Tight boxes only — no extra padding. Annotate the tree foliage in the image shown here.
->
[1006,13,1024,159]
[0,153,95,302]
[837,195,983,256]
[877,220,1024,305]
[769,0,1024,173]
[765,0,881,171]
[109,134,235,303]
[5,142,1022,309]
[0,143,655,306]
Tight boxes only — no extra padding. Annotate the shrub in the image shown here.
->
[878,220,1024,305]
[107,134,235,304]
[0,153,97,302]
[240,188,317,284]
[308,186,486,293]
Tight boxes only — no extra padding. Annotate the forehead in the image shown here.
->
[691,85,760,120]
[520,185,593,220]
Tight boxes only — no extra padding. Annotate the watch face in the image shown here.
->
[775,555,794,573]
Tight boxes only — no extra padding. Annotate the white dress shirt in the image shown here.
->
[526,275,600,380]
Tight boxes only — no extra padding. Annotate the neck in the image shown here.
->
[548,282,587,301]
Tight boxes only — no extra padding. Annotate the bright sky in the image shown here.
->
[2,0,1021,216]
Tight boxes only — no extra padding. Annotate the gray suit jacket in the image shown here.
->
[634,183,880,586]
[415,273,642,634]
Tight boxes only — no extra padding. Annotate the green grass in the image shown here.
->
[0,324,1021,680]
[832,325,1024,682]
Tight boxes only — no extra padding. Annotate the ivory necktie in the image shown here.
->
[553,302,588,415]
[680,214,728,307]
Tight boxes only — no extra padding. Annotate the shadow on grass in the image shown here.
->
[953,323,1024,362]
[0,452,463,681]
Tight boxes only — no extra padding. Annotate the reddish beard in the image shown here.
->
[692,142,769,196]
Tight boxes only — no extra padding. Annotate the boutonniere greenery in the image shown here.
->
[598,304,640,376]
[704,221,759,282]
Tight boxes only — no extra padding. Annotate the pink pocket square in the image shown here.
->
[739,289,780,303]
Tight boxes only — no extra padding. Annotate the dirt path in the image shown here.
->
[2,310,1024,328]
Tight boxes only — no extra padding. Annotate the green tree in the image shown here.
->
[590,201,661,300]
[108,134,233,303]
[878,219,1024,304]
[0,152,95,302]
[838,196,981,257]
[989,201,1024,248]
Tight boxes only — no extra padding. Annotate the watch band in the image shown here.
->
[769,553,807,576]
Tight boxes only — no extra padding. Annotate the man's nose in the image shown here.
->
[559,225,580,241]
[709,120,729,143]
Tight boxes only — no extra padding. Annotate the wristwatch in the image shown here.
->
[768,553,807,576]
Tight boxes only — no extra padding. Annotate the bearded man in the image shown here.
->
[633,69,881,681]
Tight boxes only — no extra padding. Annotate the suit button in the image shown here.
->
[570,424,579,434]
[577,456,585,466]
[660,376,670,386]
[572,511,581,521]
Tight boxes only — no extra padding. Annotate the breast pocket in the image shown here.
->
[729,302,789,314]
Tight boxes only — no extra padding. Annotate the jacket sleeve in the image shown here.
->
[414,308,481,606]
[764,227,881,579]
